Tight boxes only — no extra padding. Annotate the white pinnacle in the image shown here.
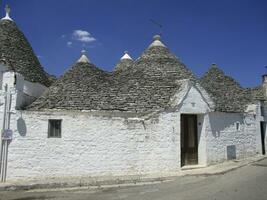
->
[1,5,13,21]
[120,51,133,60]
[148,35,166,48]
[77,50,90,63]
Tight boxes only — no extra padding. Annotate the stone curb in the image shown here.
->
[0,177,170,192]
[0,156,265,192]
[183,156,267,177]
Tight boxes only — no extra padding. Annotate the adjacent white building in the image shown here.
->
[0,6,266,182]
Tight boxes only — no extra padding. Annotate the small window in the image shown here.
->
[48,119,62,138]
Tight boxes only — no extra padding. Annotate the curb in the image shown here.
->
[0,177,171,192]
[185,156,267,177]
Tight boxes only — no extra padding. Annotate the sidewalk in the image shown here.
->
[0,155,265,191]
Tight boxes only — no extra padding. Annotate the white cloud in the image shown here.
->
[72,30,96,43]
[67,41,72,47]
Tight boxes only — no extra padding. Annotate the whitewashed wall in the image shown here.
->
[205,112,260,164]
[7,110,181,180]
[6,84,212,180]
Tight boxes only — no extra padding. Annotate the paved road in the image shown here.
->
[1,158,267,200]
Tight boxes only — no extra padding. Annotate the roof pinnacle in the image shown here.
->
[77,49,90,63]
[120,51,133,60]
[153,35,161,41]
[148,34,166,48]
[211,63,218,67]
[1,5,13,21]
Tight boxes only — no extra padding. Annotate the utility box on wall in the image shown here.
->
[227,145,236,160]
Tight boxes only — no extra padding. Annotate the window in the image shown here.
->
[48,119,62,138]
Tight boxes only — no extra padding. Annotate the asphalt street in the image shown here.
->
[1,158,266,200]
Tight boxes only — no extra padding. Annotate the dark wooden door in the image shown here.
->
[260,122,266,155]
[181,114,198,166]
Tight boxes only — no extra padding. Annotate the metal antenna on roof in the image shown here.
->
[150,19,163,36]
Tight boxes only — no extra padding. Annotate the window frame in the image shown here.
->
[48,119,62,138]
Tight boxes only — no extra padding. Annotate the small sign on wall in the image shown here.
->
[2,129,13,140]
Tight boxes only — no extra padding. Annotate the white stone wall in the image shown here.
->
[7,110,181,180]
[6,84,212,180]
[205,112,259,164]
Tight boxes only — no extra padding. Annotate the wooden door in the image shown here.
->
[181,114,198,166]
[260,122,266,155]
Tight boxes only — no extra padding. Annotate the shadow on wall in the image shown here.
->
[209,113,244,138]
[17,117,27,136]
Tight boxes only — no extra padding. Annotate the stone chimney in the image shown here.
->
[262,74,267,98]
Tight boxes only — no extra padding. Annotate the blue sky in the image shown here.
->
[2,0,267,87]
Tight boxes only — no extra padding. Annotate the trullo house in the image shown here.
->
[0,5,266,182]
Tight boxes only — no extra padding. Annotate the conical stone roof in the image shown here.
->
[200,64,252,112]
[28,53,113,110]
[0,16,50,86]
[30,36,196,113]
[111,36,195,112]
